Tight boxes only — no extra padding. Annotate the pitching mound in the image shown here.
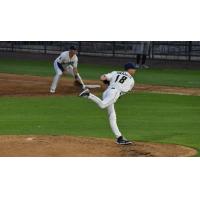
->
[0,135,197,157]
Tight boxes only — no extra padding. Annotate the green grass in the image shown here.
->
[0,58,200,87]
[0,58,200,155]
[0,93,200,154]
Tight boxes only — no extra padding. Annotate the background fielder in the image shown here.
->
[80,63,138,145]
[50,46,83,93]
[133,41,151,69]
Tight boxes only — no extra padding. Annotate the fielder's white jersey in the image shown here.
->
[55,51,78,68]
[105,71,135,93]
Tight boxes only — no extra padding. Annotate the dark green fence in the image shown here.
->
[1,41,200,61]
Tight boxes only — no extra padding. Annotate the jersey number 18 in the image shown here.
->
[115,75,127,84]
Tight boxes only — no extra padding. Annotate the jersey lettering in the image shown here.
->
[115,75,128,84]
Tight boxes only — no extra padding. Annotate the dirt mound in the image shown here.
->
[0,73,102,96]
[0,73,200,97]
[0,135,197,157]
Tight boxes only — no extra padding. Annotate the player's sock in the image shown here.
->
[141,54,146,65]
[136,54,141,64]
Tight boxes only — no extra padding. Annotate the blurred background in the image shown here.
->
[1,41,200,61]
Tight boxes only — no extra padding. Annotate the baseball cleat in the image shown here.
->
[50,89,55,94]
[116,136,132,145]
[79,89,90,97]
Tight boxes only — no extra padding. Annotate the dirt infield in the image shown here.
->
[0,73,199,157]
[0,73,200,96]
[0,135,197,157]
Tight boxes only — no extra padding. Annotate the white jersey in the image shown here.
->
[105,71,134,93]
[55,51,78,68]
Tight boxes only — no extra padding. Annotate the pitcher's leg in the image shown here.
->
[107,104,122,138]
[88,94,107,109]
[88,90,116,109]
[79,88,132,145]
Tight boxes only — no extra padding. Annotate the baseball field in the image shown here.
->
[0,57,200,156]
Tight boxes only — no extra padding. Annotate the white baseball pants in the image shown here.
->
[50,60,74,91]
[88,88,122,138]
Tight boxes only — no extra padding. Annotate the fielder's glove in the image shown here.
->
[102,80,110,85]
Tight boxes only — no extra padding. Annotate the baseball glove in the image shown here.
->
[102,80,110,85]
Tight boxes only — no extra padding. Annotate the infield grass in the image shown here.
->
[0,58,200,88]
[0,92,199,155]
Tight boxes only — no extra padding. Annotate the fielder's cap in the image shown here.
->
[124,62,138,70]
[69,45,78,50]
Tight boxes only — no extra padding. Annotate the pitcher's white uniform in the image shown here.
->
[50,51,78,92]
[88,71,134,138]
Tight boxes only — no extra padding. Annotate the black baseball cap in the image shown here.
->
[124,62,138,70]
[69,45,78,51]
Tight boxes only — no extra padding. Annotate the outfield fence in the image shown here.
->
[1,41,200,61]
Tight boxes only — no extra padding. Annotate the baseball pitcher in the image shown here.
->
[50,45,84,93]
[79,63,138,145]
